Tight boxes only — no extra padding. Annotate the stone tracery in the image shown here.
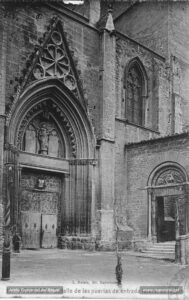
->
[32,28,77,94]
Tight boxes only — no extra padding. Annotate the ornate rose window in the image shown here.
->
[33,31,76,92]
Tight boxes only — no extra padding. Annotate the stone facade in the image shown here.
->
[0,1,189,255]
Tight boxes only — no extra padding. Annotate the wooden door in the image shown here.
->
[21,212,41,249]
[156,197,165,242]
[41,214,57,248]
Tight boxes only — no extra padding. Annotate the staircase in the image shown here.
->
[141,241,175,260]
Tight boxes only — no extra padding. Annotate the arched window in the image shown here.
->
[125,58,147,126]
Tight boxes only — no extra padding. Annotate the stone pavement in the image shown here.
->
[0,249,188,299]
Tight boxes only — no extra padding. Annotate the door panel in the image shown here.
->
[41,214,57,248]
[21,212,41,249]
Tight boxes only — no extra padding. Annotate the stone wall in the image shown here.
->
[114,33,169,235]
[115,2,189,60]
[114,1,189,136]
[0,3,100,137]
[115,35,167,134]
[168,1,189,63]
[0,3,101,249]
[115,2,169,57]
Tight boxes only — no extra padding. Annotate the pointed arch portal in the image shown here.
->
[147,162,189,243]
[5,79,96,249]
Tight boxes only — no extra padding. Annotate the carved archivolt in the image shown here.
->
[16,100,77,158]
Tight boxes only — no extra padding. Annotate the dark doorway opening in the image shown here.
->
[156,196,175,242]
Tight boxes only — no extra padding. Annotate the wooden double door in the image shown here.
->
[21,212,57,249]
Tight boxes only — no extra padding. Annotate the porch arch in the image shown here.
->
[5,79,96,245]
[147,162,189,242]
[7,78,95,158]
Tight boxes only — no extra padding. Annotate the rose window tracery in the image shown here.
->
[33,30,77,91]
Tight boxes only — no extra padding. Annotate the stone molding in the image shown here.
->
[125,131,189,148]
[69,159,97,166]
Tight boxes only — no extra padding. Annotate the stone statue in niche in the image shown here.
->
[23,117,61,157]
[38,123,49,155]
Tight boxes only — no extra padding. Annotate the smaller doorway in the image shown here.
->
[156,196,175,242]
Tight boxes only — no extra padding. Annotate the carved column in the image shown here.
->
[175,197,180,239]
[1,164,13,280]
[98,10,116,249]
[61,173,70,235]
[68,159,97,236]
[147,188,152,240]
[17,167,22,233]
[4,144,19,228]
[151,191,157,243]
[90,161,97,238]
[0,115,6,251]
[184,183,189,235]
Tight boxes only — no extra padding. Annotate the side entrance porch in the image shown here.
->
[146,163,189,263]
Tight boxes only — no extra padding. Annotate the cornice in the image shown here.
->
[125,131,189,149]
[116,31,166,62]
[113,1,139,22]
[44,3,100,33]
[115,118,160,134]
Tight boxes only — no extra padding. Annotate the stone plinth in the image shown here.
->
[175,234,189,264]
[117,224,133,250]
[58,236,95,251]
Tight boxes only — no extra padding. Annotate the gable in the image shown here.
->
[25,18,83,101]
[6,16,86,120]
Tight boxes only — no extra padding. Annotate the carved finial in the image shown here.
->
[105,5,115,32]
[108,3,113,13]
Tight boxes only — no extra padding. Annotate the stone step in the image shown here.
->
[143,249,175,253]
[152,243,175,246]
[143,251,174,256]
[152,242,175,245]
[146,245,175,249]
[141,242,176,260]
[150,245,175,249]
[145,245,175,249]
[140,253,175,260]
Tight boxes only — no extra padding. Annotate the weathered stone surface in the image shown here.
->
[0,2,189,256]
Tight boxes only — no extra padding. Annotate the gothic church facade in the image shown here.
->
[0,0,189,252]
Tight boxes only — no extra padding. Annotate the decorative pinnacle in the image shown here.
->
[105,4,115,32]
[108,3,113,13]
